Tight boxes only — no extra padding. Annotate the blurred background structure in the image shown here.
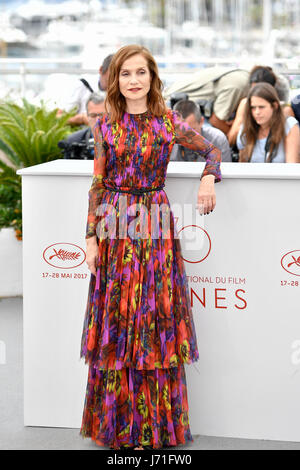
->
[0,0,300,106]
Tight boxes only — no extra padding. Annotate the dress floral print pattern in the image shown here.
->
[80,109,221,449]
[81,365,192,448]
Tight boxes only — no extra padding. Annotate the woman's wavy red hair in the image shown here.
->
[105,44,167,123]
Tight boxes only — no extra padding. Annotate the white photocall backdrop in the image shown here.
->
[18,160,300,442]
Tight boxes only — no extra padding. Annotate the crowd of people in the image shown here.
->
[58,53,300,164]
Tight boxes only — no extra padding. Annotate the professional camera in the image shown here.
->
[195,98,214,119]
[169,92,214,119]
[230,145,239,163]
[169,92,189,110]
[58,138,94,160]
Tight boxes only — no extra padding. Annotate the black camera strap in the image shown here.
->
[264,130,278,162]
[80,78,94,93]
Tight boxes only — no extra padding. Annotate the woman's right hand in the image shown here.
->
[86,238,98,276]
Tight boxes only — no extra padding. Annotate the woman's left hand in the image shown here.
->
[196,174,216,215]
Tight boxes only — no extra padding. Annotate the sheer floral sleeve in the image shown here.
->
[85,116,107,239]
[171,110,222,182]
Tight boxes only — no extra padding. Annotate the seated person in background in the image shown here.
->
[59,92,105,159]
[237,82,300,163]
[57,53,113,127]
[164,67,249,136]
[171,99,232,162]
[227,65,277,147]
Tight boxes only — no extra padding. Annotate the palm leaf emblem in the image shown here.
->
[287,256,300,268]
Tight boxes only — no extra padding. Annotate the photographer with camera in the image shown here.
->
[170,99,232,162]
[164,67,249,138]
[58,92,105,160]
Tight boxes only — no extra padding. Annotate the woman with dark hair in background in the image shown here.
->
[79,44,221,450]
[237,82,300,163]
[227,65,277,146]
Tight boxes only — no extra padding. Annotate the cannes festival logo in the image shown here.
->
[281,250,300,277]
[43,243,86,269]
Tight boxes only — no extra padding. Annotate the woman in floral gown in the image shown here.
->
[80,44,221,450]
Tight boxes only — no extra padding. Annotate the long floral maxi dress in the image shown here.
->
[80,109,221,449]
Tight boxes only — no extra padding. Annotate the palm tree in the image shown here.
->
[0,99,74,239]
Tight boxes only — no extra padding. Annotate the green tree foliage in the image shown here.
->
[0,99,75,239]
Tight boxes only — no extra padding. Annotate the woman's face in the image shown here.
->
[250,95,275,127]
[118,53,151,107]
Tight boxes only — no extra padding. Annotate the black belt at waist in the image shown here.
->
[104,184,165,195]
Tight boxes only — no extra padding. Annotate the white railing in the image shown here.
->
[1,56,300,98]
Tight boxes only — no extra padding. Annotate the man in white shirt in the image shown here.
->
[58,53,113,126]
